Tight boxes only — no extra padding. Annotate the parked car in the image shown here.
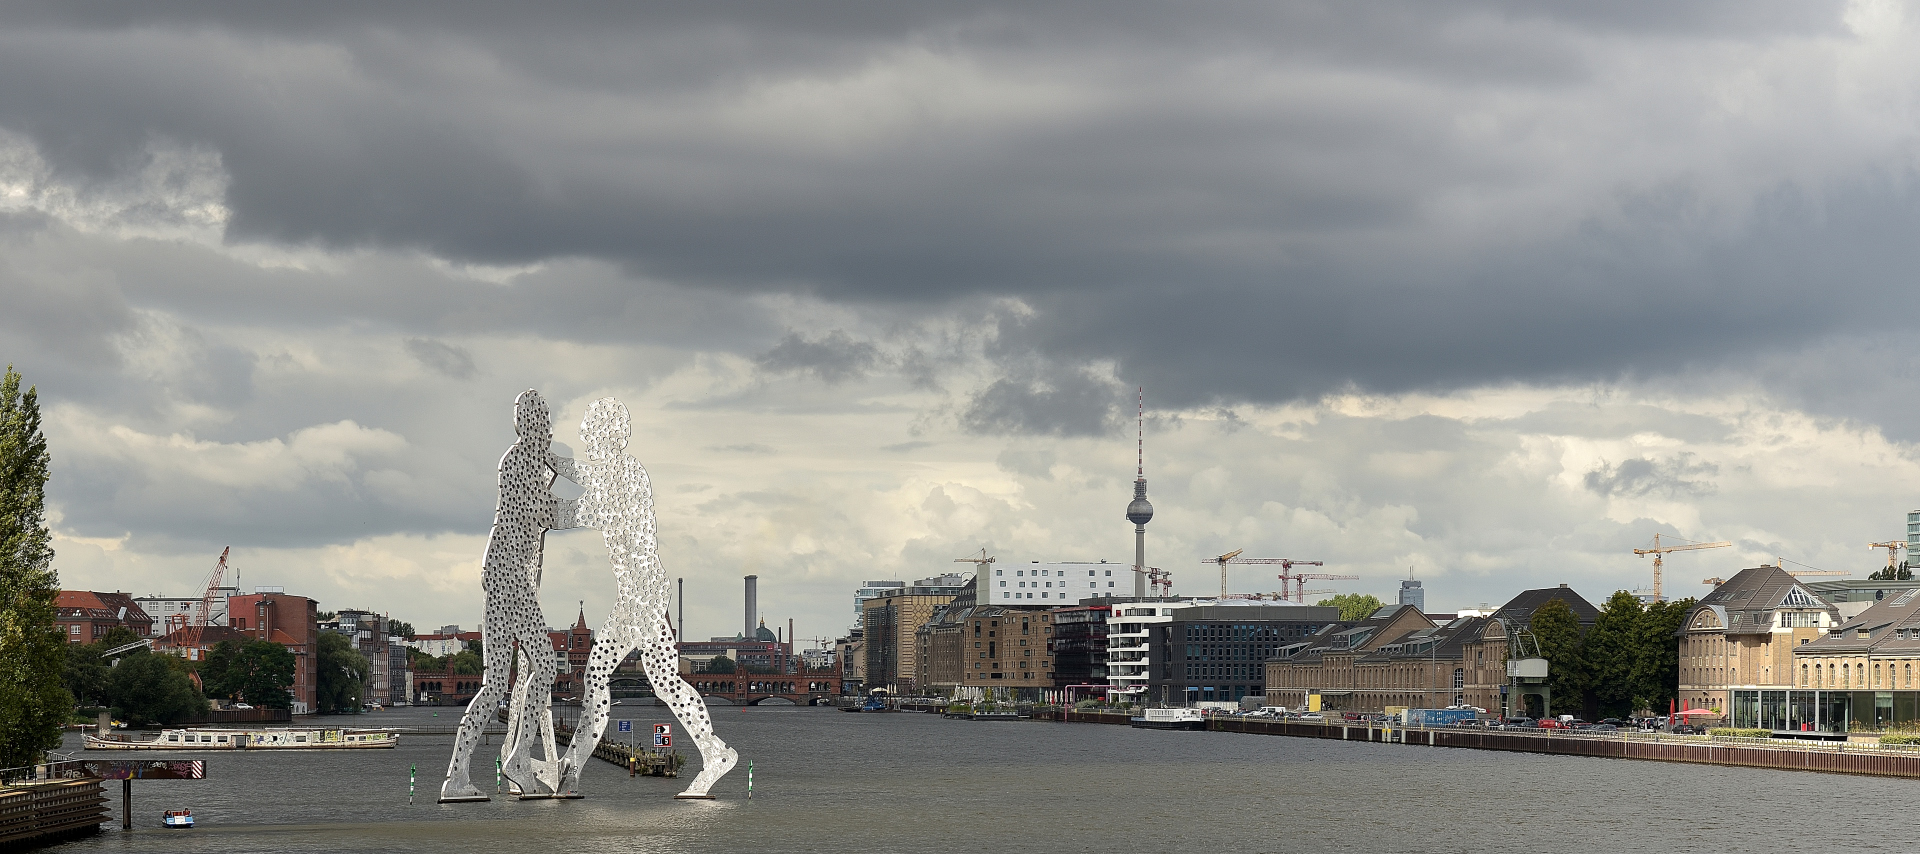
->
[1590,724,1619,733]
[1537,719,1571,730]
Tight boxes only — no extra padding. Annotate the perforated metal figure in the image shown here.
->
[440,389,582,802]
[555,397,738,798]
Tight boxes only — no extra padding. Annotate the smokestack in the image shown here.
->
[744,575,758,638]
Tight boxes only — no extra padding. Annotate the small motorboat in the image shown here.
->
[162,809,194,828]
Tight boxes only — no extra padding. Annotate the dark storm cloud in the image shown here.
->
[1583,454,1719,499]
[0,0,1899,414]
[961,364,1119,437]
[754,331,881,384]
[404,338,478,380]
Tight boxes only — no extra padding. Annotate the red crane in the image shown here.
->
[189,547,230,645]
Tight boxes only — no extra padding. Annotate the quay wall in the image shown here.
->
[0,780,108,848]
[1210,717,1920,778]
[1031,710,1920,779]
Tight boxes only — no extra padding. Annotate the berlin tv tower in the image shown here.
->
[1125,388,1154,598]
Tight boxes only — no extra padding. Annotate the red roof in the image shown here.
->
[56,591,153,624]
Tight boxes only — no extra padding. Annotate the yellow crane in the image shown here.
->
[1702,556,1848,587]
[1208,549,1244,598]
[1634,534,1731,601]
[1869,541,1905,573]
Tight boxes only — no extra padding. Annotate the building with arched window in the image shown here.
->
[1683,566,1841,731]
[1791,587,1920,732]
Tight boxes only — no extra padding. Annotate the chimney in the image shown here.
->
[744,575,758,638]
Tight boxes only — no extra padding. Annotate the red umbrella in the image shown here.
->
[1673,708,1720,717]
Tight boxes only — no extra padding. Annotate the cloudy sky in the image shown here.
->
[7,1,1920,641]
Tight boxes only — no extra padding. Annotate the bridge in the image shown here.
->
[611,670,843,706]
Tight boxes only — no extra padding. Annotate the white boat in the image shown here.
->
[1130,708,1207,730]
[85,727,398,750]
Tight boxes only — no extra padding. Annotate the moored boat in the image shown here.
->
[1130,708,1206,730]
[85,727,398,750]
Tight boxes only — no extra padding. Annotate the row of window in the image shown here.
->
[1800,661,1919,689]
[995,568,1114,577]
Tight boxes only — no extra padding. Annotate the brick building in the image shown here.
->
[1678,565,1841,724]
[862,576,965,693]
[54,591,153,642]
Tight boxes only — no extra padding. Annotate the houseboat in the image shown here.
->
[85,728,398,750]
[1130,708,1206,730]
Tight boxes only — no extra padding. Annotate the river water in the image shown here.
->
[48,705,1909,853]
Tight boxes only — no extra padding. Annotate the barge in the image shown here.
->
[85,728,398,750]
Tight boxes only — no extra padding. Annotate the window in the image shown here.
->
[1108,582,1115,587]
[1105,570,1112,576]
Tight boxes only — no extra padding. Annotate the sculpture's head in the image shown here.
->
[513,389,551,442]
[581,397,631,457]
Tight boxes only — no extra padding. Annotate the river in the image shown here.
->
[48,705,1907,853]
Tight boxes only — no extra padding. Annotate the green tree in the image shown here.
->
[1868,563,1914,581]
[1530,599,1586,718]
[1316,593,1386,621]
[108,652,206,726]
[198,640,244,701]
[63,628,147,708]
[225,641,295,708]
[316,632,370,714]
[447,649,483,675]
[1632,597,1692,714]
[388,620,415,640]
[0,365,71,767]
[705,655,736,674]
[1583,591,1644,719]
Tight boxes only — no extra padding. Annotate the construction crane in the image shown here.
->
[1869,541,1906,573]
[1146,567,1173,597]
[1287,575,1357,603]
[954,549,996,570]
[184,547,231,645]
[1200,553,1344,601]
[1633,534,1730,602]
[1702,556,1848,587]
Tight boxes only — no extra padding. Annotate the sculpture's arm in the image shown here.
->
[552,498,589,530]
[549,453,583,484]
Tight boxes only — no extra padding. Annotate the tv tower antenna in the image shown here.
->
[1125,388,1154,598]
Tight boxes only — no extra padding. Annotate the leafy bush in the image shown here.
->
[1708,727,1772,738]
[1879,734,1920,745]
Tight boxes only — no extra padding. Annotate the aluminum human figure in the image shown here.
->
[440,389,581,802]
[556,397,738,798]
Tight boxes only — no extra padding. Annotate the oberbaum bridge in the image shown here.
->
[423,582,843,708]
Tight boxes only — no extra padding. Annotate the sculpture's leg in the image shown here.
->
[441,619,511,802]
[499,645,539,795]
[640,628,736,798]
[559,621,636,793]
[504,637,561,796]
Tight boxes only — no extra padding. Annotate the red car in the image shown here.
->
[1536,719,1571,730]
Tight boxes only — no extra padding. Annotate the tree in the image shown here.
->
[108,652,206,726]
[1632,597,1692,714]
[388,620,415,640]
[198,640,242,701]
[1530,599,1586,718]
[1868,563,1914,581]
[0,365,71,767]
[63,628,147,708]
[225,641,295,708]
[705,655,736,674]
[447,649,483,675]
[316,632,369,714]
[1316,593,1386,621]
[1583,591,1644,719]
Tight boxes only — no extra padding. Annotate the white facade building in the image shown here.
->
[1104,602,1191,701]
[983,561,1123,606]
[134,587,242,637]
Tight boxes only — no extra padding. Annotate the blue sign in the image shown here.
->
[616,720,631,734]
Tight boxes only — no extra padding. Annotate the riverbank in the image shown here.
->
[1028,708,1920,778]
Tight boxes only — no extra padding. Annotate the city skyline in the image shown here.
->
[7,4,1920,636]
